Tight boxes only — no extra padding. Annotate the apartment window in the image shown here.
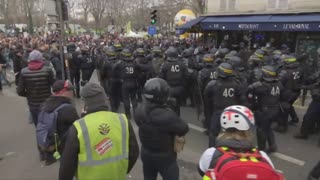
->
[220,0,227,10]
[220,0,236,10]
[268,0,288,9]
[229,0,236,10]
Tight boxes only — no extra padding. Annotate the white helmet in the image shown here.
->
[220,105,255,131]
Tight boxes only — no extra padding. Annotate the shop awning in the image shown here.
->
[201,13,320,32]
[176,17,206,34]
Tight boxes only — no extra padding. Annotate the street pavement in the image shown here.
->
[0,72,319,180]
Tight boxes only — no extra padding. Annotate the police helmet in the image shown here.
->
[165,47,179,61]
[273,50,282,56]
[202,54,214,63]
[261,65,277,82]
[210,47,218,55]
[254,49,265,59]
[136,48,145,57]
[227,56,242,67]
[217,63,234,78]
[143,78,170,104]
[282,55,297,64]
[114,43,123,52]
[106,47,116,59]
[152,46,162,53]
[217,48,230,58]
[137,41,144,48]
[249,54,262,63]
[182,48,193,58]
[121,48,133,61]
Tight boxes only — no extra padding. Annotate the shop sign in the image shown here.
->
[283,24,310,30]
[238,24,260,30]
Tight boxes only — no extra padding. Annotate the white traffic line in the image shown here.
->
[188,123,206,133]
[188,123,306,166]
[271,152,306,166]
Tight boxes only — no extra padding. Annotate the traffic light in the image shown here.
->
[62,1,69,21]
[150,10,157,25]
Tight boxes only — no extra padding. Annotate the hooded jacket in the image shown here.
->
[41,96,79,152]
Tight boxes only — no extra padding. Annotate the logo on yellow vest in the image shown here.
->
[98,123,110,135]
[95,138,113,155]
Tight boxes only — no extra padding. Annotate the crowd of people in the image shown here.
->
[1,33,320,179]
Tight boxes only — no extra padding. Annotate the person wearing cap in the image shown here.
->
[39,80,79,165]
[59,83,139,180]
[17,50,55,126]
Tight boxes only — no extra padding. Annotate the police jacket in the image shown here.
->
[115,60,139,83]
[279,63,302,93]
[134,101,189,153]
[198,64,216,92]
[159,60,188,87]
[17,60,54,108]
[79,54,94,70]
[204,77,247,119]
[248,80,287,108]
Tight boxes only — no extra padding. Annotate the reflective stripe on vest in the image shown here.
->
[77,113,128,166]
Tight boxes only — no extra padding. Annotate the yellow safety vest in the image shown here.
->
[73,111,129,180]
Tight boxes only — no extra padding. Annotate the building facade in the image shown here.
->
[207,0,320,14]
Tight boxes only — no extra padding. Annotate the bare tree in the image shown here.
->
[80,0,90,25]
[88,0,107,33]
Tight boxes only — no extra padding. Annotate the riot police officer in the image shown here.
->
[204,63,247,147]
[99,47,116,95]
[198,54,216,93]
[159,47,188,116]
[79,46,94,87]
[151,46,164,76]
[135,48,153,102]
[247,54,264,84]
[278,55,302,126]
[114,48,139,119]
[294,71,320,140]
[68,44,81,98]
[227,56,249,87]
[109,47,123,112]
[248,66,288,152]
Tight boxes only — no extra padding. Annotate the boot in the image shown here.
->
[294,132,308,139]
[273,126,287,133]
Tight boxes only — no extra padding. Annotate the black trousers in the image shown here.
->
[209,111,222,147]
[121,82,137,119]
[81,69,94,85]
[255,108,279,151]
[300,100,320,136]
[109,81,122,112]
[169,86,184,116]
[70,70,80,97]
[141,148,179,180]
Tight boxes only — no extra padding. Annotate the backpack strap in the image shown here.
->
[208,147,229,169]
[52,103,72,132]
